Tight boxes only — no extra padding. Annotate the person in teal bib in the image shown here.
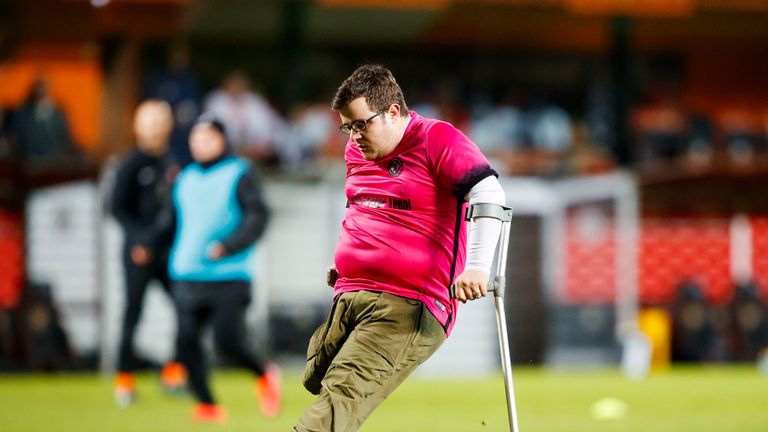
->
[143,113,281,423]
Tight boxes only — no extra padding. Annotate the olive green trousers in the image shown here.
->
[294,290,446,432]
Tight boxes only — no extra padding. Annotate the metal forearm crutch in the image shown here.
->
[456,203,519,432]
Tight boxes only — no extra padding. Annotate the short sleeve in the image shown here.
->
[426,121,497,199]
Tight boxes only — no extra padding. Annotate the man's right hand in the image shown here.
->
[131,245,152,266]
[326,265,339,288]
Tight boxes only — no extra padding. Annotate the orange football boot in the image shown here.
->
[255,363,282,418]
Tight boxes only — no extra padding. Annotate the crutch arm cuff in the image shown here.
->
[465,203,513,222]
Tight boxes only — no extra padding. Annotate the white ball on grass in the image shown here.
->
[590,397,628,421]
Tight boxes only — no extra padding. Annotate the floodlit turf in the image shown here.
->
[0,366,766,431]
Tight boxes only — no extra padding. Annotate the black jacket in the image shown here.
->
[110,149,178,250]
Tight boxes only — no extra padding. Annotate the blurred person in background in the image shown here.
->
[522,98,573,176]
[10,79,84,171]
[203,70,285,168]
[110,100,186,407]
[143,41,203,167]
[283,96,341,176]
[294,64,505,432]
[141,113,280,423]
[16,280,73,371]
[468,95,525,175]
[563,122,616,175]
[726,282,768,361]
[717,109,763,167]
[670,280,713,362]
[469,92,574,177]
[684,114,714,169]
[632,84,689,172]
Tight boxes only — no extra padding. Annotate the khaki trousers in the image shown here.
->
[295,290,446,432]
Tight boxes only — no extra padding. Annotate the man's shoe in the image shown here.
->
[160,362,187,395]
[192,403,228,424]
[113,372,136,408]
[255,363,282,418]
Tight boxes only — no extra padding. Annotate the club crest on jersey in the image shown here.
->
[388,157,403,177]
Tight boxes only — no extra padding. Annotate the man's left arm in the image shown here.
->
[452,175,506,303]
[208,166,270,259]
[425,122,506,302]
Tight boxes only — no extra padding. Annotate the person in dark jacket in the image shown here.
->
[11,79,84,170]
[140,113,281,423]
[110,99,186,407]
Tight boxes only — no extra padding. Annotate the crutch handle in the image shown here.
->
[449,276,504,299]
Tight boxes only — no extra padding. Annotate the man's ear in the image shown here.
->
[387,103,401,120]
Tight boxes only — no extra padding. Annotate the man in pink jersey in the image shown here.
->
[294,64,506,432]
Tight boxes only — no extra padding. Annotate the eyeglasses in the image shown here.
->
[339,109,386,136]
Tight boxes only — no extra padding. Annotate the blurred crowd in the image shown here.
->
[3,54,767,184]
[1,40,768,196]
[632,83,768,177]
[139,46,347,177]
[0,77,615,181]
[0,50,618,181]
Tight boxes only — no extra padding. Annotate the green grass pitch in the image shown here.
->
[0,366,766,431]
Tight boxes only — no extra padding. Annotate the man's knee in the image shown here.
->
[213,334,240,357]
[176,325,198,351]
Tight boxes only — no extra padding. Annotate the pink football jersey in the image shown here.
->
[333,112,496,334]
